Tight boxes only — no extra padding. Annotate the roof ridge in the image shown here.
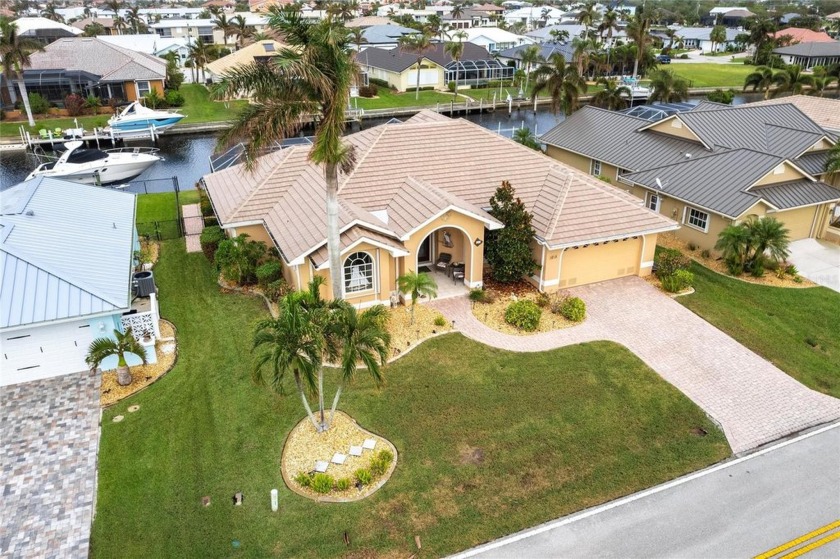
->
[624,147,782,175]
[228,148,295,218]
[544,167,574,240]
[338,125,390,192]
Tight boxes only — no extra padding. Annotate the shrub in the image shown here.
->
[805,336,818,347]
[294,472,313,487]
[165,89,185,107]
[199,189,214,217]
[84,94,101,114]
[706,88,735,105]
[370,449,394,477]
[763,259,779,272]
[28,92,50,114]
[785,264,798,276]
[469,288,487,303]
[64,93,85,116]
[775,266,786,279]
[597,174,612,183]
[263,279,290,302]
[335,477,352,491]
[793,275,803,283]
[215,234,268,285]
[700,249,711,258]
[433,315,447,327]
[504,299,542,331]
[368,77,390,88]
[559,296,586,321]
[679,54,689,59]
[355,468,372,486]
[256,260,283,286]
[661,269,694,293]
[358,84,378,97]
[143,89,166,109]
[448,80,456,92]
[655,248,690,278]
[750,262,765,278]
[686,242,698,251]
[199,225,225,262]
[535,292,551,308]
[311,473,334,494]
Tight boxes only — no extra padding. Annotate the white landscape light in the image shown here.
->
[270,489,278,512]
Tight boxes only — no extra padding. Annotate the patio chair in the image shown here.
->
[435,253,452,274]
[452,264,465,284]
[54,127,62,135]
[38,129,49,139]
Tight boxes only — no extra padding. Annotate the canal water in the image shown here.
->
[0,94,759,189]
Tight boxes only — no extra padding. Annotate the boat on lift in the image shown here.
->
[108,101,185,132]
[620,76,651,102]
[25,141,161,184]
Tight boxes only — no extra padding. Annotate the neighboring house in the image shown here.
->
[456,26,533,53]
[540,103,840,252]
[0,177,159,386]
[346,16,395,28]
[773,41,840,69]
[71,17,118,35]
[249,0,299,12]
[98,34,191,67]
[206,40,285,82]
[361,42,511,90]
[771,28,836,44]
[497,42,575,67]
[11,16,82,45]
[202,111,677,305]
[526,24,626,47]
[674,26,743,52]
[503,7,565,30]
[151,18,225,45]
[22,37,166,104]
[358,24,418,50]
[702,8,755,27]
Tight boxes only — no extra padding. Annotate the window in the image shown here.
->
[137,81,151,97]
[685,207,709,232]
[646,192,661,212]
[590,159,602,176]
[343,252,373,294]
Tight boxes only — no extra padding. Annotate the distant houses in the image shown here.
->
[773,41,840,70]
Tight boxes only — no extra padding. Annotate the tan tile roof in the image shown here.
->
[202,110,678,264]
[748,96,840,134]
[309,227,408,268]
[206,40,286,76]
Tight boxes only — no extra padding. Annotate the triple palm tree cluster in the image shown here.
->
[744,64,840,99]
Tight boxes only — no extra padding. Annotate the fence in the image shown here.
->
[103,176,180,195]
[136,219,183,241]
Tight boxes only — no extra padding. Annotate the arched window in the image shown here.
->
[343,252,373,294]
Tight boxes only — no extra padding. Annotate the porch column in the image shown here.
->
[150,292,162,338]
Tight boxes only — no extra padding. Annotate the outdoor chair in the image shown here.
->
[38,129,49,139]
[435,253,452,274]
[54,127,62,135]
[452,264,465,284]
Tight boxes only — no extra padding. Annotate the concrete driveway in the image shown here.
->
[788,238,840,292]
[429,277,840,454]
[0,371,101,559]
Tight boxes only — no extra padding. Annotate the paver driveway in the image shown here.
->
[429,277,840,454]
[0,371,100,559]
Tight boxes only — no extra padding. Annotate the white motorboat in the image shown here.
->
[620,77,651,101]
[25,141,161,185]
[108,101,185,133]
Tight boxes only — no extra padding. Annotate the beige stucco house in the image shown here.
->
[202,111,677,306]
[541,102,840,251]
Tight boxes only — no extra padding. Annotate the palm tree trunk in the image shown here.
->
[116,364,133,386]
[317,368,326,431]
[328,382,344,427]
[18,80,35,127]
[6,81,17,104]
[632,58,639,79]
[294,371,320,430]
[415,58,421,100]
[325,162,342,300]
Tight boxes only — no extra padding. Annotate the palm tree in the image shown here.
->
[548,28,569,44]
[590,77,630,110]
[103,0,123,19]
[451,3,463,19]
[213,7,358,301]
[112,15,127,35]
[663,28,678,51]
[518,44,541,94]
[41,2,64,22]
[715,223,752,274]
[571,36,593,76]
[598,7,620,70]
[398,30,434,101]
[1,19,42,127]
[213,13,232,49]
[531,52,586,116]
[82,22,106,37]
[745,15,777,64]
[744,217,790,270]
[770,64,814,97]
[396,271,438,324]
[86,328,148,386]
[187,39,212,83]
[743,66,774,99]
[648,69,689,102]
[626,12,651,78]
[709,25,726,54]
[576,1,599,40]
[348,26,367,52]
[126,6,144,34]
[229,15,252,49]
[825,142,840,179]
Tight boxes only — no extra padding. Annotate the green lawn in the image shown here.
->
[670,63,753,88]
[354,87,461,110]
[135,190,200,223]
[678,262,840,398]
[91,240,729,558]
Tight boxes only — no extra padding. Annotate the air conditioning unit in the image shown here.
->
[133,271,157,298]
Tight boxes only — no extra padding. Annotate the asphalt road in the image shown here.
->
[452,423,840,559]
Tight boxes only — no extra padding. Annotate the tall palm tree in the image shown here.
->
[103,0,123,19]
[231,15,253,48]
[396,271,438,324]
[590,77,630,110]
[743,66,774,99]
[112,15,127,35]
[187,39,212,83]
[745,15,777,64]
[518,44,541,94]
[771,64,814,97]
[213,7,358,301]
[648,69,689,102]
[598,7,620,70]
[86,328,149,386]
[213,13,232,49]
[451,3,463,19]
[531,52,586,116]
[571,36,593,76]
[126,6,145,34]
[348,26,367,52]
[576,1,599,40]
[398,30,433,101]
[1,19,42,126]
[626,12,651,78]
[41,2,64,22]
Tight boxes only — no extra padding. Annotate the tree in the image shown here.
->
[213,13,232,49]
[715,217,790,275]
[348,26,367,51]
[743,66,774,99]
[213,7,359,301]
[485,180,538,283]
[398,30,433,101]
[745,16,777,64]
[451,3,463,19]
[231,15,253,49]
[86,328,148,386]
[82,22,106,37]
[444,33,466,96]
[531,52,586,116]
[112,15,127,35]
[104,0,124,20]
[214,233,268,284]
[648,69,689,102]
[715,222,752,274]
[626,12,651,78]
[590,77,630,110]
[825,142,840,179]
[187,39,212,83]
[396,271,437,324]
[771,64,814,97]
[709,25,726,53]
[517,44,540,94]
[576,1,599,40]
[598,7,620,70]
[548,28,569,44]
[126,6,145,34]
[41,3,64,23]
[163,51,184,90]
[513,127,540,150]
[0,18,42,126]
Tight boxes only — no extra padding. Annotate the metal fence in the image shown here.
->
[103,176,180,195]
[136,219,183,241]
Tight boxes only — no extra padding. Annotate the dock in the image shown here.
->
[17,123,163,151]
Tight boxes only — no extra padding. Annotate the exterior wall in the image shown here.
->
[124,79,164,101]
[544,145,621,181]
[752,162,807,186]
[541,234,652,290]
[229,224,274,245]
[646,118,704,143]
[398,63,445,92]
[773,205,824,240]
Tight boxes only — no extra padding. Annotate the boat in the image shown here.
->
[620,77,651,102]
[25,141,161,185]
[108,101,185,132]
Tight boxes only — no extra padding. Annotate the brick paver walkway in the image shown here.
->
[429,277,840,454]
[182,203,202,253]
[0,371,101,559]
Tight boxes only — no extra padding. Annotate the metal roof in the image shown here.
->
[752,180,840,211]
[774,41,840,57]
[796,151,831,176]
[0,177,136,329]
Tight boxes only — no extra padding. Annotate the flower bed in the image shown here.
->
[472,291,577,335]
[386,304,451,359]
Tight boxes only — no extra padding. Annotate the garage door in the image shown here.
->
[559,238,643,288]
[1,320,96,386]
[418,69,439,86]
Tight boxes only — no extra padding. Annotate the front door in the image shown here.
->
[418,233,433,265]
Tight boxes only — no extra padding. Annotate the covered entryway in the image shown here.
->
[415,226,472,298]
[1,319,97,386]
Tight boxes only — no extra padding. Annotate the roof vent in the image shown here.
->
[685,153,692,158]
[25,210,34,216]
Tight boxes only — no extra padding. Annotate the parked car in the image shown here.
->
[657,54,671,64]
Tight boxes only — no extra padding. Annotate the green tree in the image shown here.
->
[187,39,212,83]
[590,77,630,110]
[531,52,586,116]
[825,142,840,179]
[715,217,790,275]
[706,89,735,104]
[213,13,233,49]
[745,16,777,64]
[518,44,541,94]
[214,233,268,284]
[398,29,434,100]
[715,223,753,274]
[771,64,814,97]
[213,7,359,300]
[126,6,145,34]
[40,2,64,22]
[648,68,689,102]
[0,18,43,126]
[626,12,652,77]
[82,22,106,37]
[485,180,538,283]
[709,25,726,53]
[86,328,149,386]
[576,1,600,40]
[396,271,438,325]
[743,66,774,99]
[513,127,541,150]
[444,30,466,96]
[163,51,184,90]
[231,14,253,49]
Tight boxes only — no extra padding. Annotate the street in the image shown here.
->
[452,423,840,559]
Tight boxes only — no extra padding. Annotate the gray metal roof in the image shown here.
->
[751,180,840,211]
[774,41,840,57]
[796,151,831,176]
[497,42,574,64]
[674,26,742,42]
[360,24,417,45]
[360,42,491,73]
[0,177,136,330]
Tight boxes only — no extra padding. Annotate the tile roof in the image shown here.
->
[26,37,166,82]
[0,177,135,329]
[771,28,837,43]
[308,227,408,268]
[206,40,286,76]
[748,95,840,134]
[203,111,677,264]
